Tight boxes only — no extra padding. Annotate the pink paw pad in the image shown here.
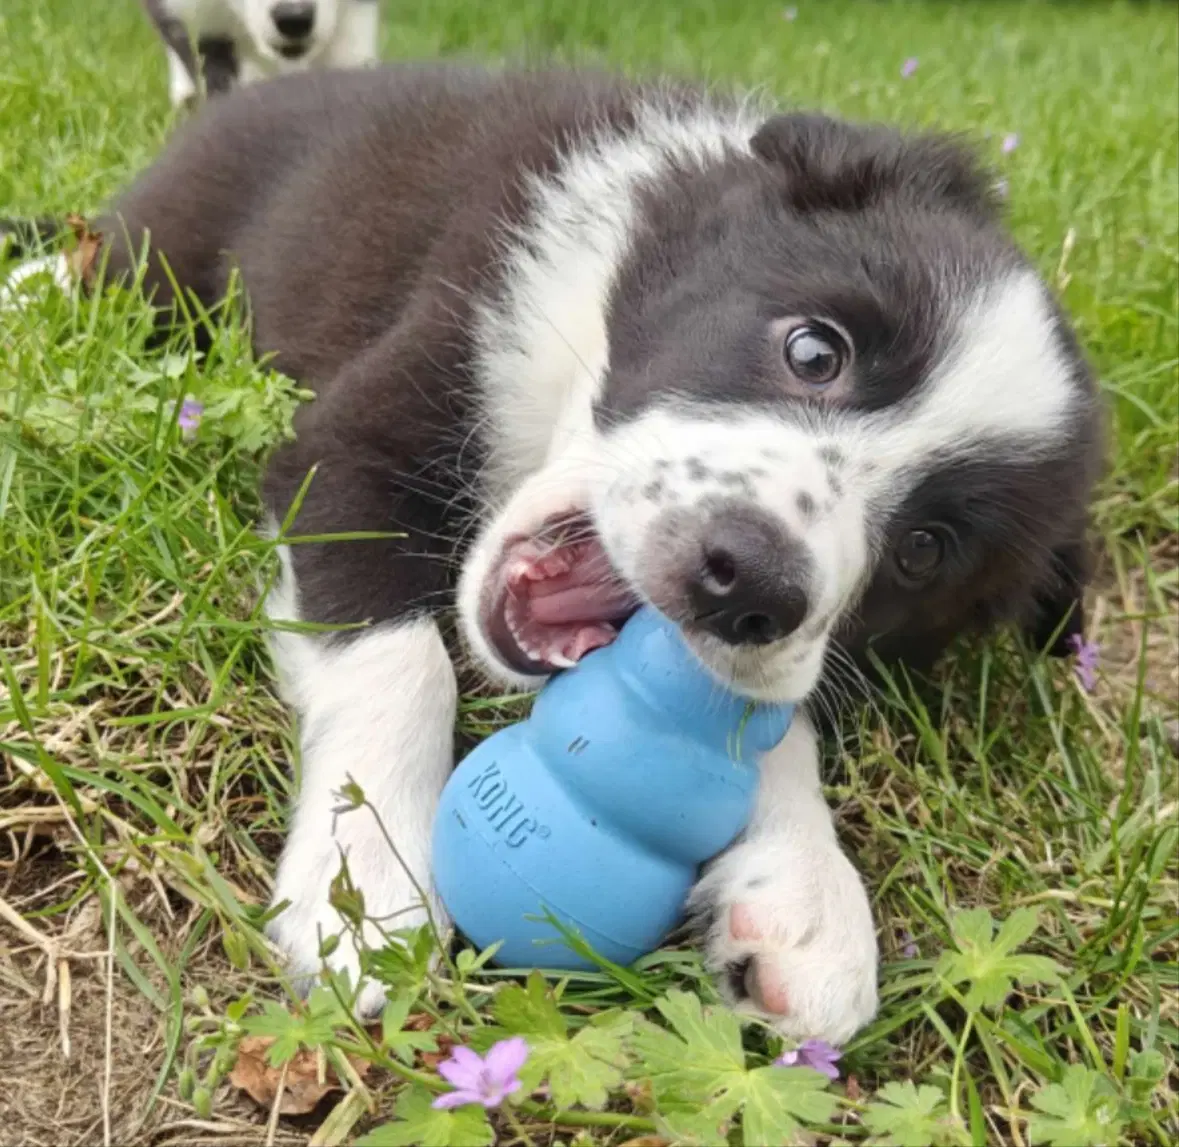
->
[730,902,764,942]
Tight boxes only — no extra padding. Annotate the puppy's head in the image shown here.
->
[461,111,1103,702]
[237,0,342,63]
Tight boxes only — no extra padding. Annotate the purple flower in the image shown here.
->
[1066,633,1100,693]
[1002,132,1020,154]
[177,397,203,439]
[432,1037,528,1110]
[783,6,798,19]
[901,930,919,959]
[776,1038,841,1080]
[901,57,919,79]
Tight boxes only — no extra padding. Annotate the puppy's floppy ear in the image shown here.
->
[749,113,1000,218]
[1025,539,1092,657]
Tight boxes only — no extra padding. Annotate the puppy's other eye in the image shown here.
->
[784,323,848,386]
[895,528,945,582]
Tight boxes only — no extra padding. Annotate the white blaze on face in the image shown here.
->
[845,271,1081,513]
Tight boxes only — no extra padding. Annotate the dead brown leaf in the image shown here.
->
[228,1035,371,1116]
[63,214,103,289]
[417,1032,456,1072]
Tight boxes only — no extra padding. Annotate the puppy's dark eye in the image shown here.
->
[895,528,945,582]
[784,324,847,387]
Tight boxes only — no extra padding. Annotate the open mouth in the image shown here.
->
[276,40,310,59]
[481,514,641,675]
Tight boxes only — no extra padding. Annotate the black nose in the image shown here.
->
[271,2,315,39]
[689,514,809,646]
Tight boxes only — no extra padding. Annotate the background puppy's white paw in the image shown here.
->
[0,252,71,309]
[691,828,879,1046]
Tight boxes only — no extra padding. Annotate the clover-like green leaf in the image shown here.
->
[630,989,836,1144]
[862,1081,970,1147]
[1025,1065,1125,1147]
[239,984,349,1066]
[936,907,1062,1011]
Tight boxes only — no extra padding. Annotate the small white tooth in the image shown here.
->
[548,652,576,669]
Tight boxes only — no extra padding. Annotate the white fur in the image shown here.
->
[149,0,379,106]
[265,544,455,1011]
[585,404,869,702]
[319,0,380,69]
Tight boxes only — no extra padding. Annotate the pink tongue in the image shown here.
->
[527,572,638,625]
[509,538,638,626]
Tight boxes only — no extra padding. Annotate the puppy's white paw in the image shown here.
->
[266,801,446,1017]
[691,828,878,1046]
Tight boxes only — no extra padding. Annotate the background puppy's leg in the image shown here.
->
[166,45,197,107]
[140,0,199,107]
[690,715,879,1045]
[322,1,381,69]
[265,553,455,1012]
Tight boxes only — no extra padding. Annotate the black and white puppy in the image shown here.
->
[139,0,379,107]
[69,66,1100,1043]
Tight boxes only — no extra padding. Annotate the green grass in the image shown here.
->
[1,0,1176,1144]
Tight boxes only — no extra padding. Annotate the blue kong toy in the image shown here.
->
[431,606,794,970]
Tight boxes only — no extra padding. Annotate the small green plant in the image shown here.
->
[861,1081,970,1147]
[935,907,1063,1011]
[630,989,838,1144]
[1026,1064,1126,1147]
[471,972,634,1109]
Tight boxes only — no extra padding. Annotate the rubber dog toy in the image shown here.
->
[431,606,794,969]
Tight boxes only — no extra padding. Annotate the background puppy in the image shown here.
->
[79,65,1101,1043]
[140,0,380,106]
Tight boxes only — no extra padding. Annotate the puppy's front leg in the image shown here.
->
[691,714,879,1045]
[253,299,481,1013]
[265,555,456,1014]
